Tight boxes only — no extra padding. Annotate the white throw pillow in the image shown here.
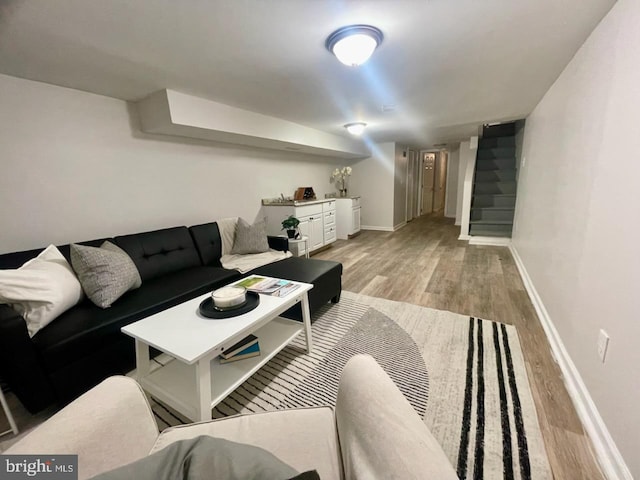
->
[0,244,84,337]
[217,217,239,256]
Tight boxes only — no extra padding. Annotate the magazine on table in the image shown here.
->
[235,276,300,296]
[219,342,260,363]
[220,334,258,359]
[271,282,300,297]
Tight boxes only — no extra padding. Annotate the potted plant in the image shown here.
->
[281,215,300,239]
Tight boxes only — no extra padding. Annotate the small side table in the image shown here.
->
[285,235,310,258]
[0,388,19,437]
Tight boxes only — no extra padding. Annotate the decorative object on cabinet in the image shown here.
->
[294,187,316,201]
[280,215,300,239]
[330,167,352,197]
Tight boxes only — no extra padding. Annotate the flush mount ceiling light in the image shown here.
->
[344,122,367,135]
[326,25,383,67]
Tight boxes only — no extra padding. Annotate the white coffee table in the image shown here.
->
[121,276,313,422]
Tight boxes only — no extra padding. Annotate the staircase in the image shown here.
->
[469,125,517,237]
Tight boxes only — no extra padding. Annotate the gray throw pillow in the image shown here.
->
[70,241,142,308]
[231,217,270,254]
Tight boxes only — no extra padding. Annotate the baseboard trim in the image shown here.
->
[361,225,394,232]
[458,234,471,241]
[469,236,511,246]
[509,244,632,480]
[393,222,407,231]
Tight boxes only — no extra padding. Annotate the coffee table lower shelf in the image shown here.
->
[139,316,303,422]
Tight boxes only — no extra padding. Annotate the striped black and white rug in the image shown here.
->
[151,291,552,480]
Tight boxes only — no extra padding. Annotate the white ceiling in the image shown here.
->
[0,0,615,148]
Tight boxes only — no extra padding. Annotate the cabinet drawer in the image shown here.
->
[324,225,336,243]
[351,197,361,208]
[322,200,336,212]
[295,204,323,218]
[324,210,336,226]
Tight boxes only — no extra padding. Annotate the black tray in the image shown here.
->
[199,291,260,319]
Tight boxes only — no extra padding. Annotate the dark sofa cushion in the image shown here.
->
[189,222,223,267]
[32,266,240,372]
[115,227,201,282]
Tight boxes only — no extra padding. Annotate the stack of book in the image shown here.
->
[235,276,300,297]
[219,334,261,364]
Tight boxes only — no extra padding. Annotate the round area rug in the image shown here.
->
[279,308,429,417]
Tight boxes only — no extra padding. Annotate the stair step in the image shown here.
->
[469,222,513,237]
[473,181,517,195]
[477,147,515,160]
[474,168,516,182]
[469,228,512,238]
[471,207,515,222]
[472,206,515,211]
[472,194,516,208]
[475,158,517,170]
[479,136,515,148]
[469,219,513,225]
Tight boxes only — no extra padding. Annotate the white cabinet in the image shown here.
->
[335,197,362,240]
[263,200,337,256]
[352,206,361,233]
[302,214,324,251]
[323,200,337,245]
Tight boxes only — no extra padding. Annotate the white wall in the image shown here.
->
[512,0,640,476]
[393,144,408,228]
[0,74,344,254]
[350,142,396,230]
[455,141,474,225]
[513,119,526,182]
[445,146,460,218]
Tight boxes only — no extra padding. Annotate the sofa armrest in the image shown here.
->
[0,305,56,413]
[336,354,458,480]
[268,235,289,252]
[7,376,159,480]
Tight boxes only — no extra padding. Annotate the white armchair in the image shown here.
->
[7,355,457,480]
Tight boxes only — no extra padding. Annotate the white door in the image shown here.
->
[421,153,435,215]
[296,216,311,256]
[309,215,324,250]
[352,207,361,234]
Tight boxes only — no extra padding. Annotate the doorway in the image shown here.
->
[433,151,448,213]
[416,150,447,217]
[421,153,436,214]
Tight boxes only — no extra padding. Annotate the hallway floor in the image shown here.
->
[314,213,604,480]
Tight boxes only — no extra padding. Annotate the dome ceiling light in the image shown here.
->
[344,122,367,135]
[326,25,383,67]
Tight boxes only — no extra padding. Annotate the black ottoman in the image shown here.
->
[250,257,342,321]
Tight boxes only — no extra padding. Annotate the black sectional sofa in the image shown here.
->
[0,222,342,413]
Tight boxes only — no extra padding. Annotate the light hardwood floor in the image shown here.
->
[314,213,604,480]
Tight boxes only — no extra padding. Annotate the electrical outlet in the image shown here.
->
[597,329,609,363]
